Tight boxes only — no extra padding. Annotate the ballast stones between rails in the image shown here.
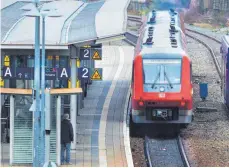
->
[144,136,190,167]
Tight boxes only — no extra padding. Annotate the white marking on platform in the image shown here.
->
[123,86,134,167]
[99,47,125,167]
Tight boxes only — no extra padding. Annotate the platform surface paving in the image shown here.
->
[68,45,134,167]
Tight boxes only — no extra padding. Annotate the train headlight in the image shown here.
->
[181,101,185,106]
[138,101,144,106]
[191,88,193,95]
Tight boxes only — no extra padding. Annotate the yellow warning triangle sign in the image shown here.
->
[92,51,101,60]
[91,70,102,80]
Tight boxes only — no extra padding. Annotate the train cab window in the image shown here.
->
[143,59,181,86]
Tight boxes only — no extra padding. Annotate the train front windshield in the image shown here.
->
[143,59,181,86]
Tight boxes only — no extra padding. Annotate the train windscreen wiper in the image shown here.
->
[151,65,161,89]
[164,69,173,89]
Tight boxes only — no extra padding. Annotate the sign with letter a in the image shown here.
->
[58,68,70,80]
[3,67,14,79]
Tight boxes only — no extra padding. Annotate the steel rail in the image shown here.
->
[144,136,153,167]
[186,33,222,79]
[177,135,190,167]
[185,28,221,44]
[144,136,190,167]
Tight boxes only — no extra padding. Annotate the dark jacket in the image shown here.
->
[61,119,73,144]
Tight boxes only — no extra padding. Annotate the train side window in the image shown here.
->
[220,46,223,54]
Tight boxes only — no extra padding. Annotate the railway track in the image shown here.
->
[127,15,191,167]
[185,28,221,43]
[145,136,190,167]
[127,14,229,167]
[185,33,221,78]
[185,30,222,79]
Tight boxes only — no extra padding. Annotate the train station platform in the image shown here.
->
[65,45,134,167]
[0,0,134,166]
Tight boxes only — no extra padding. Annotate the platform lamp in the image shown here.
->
[22,3,61,167]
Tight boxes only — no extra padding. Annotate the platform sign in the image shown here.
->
[79,44,102,60]
[78,68,103,81]
[2,67,101,81]
[2,67,60,80]
[80,48,91,60]
[2,67,14,79]
[91,49,102,60]
[91,44,102,60]
[45,68,57,80]
[16,68,34,80]
[78,67,90,80]
[91,68,102,80]
[57,68,70,80]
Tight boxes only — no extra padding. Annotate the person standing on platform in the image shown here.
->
[61,113,73,165]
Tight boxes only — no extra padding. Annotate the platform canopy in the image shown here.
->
[1,0,130,49]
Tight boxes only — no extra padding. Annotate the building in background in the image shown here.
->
[213,0,229,11]
[200,0,229,11]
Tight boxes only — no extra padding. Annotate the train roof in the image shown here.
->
[140,10,187,57]
[146,9,181,27]
[141,48,186,59]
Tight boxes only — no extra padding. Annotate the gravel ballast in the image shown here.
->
[180,37,229,167]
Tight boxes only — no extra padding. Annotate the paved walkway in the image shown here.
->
[69,45,134,167]
[1,143,9,167]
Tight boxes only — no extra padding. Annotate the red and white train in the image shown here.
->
[131,9,193,126]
